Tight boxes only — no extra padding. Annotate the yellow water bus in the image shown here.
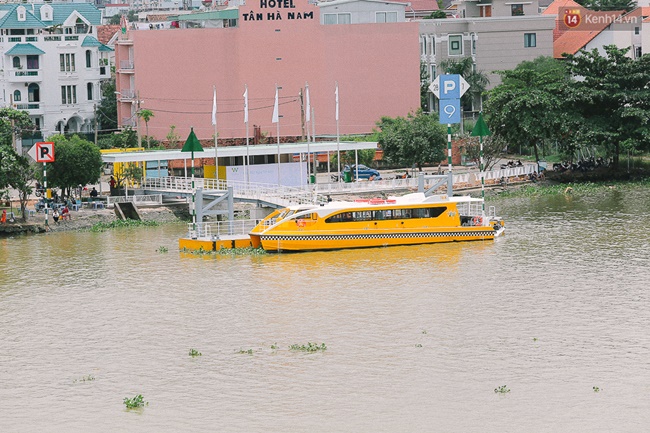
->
[249,192,505,252]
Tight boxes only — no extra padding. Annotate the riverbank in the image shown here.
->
[0,205,187,237]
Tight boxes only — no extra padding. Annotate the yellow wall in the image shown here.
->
[204,164,226,180]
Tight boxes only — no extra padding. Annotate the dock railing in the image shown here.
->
[188,219,262,240]
[106,194,163,207]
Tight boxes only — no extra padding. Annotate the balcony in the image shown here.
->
[10,69,41,82]
[118,89,135,100]
[14,103,43,115]
[119,60,134,72]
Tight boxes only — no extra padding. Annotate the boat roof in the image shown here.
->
[283,193,482,215]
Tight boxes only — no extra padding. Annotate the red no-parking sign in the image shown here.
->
[27,141,55,163]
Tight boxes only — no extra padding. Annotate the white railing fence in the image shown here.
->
[142,165,537,208]
[188,219,262,240]
[106,194,163,207]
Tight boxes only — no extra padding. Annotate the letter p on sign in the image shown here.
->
[28,141,55,163]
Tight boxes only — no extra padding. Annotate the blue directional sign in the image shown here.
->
[439,74,461,100]
[439,98,461,124]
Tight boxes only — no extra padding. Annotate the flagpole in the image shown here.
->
[244,85,250,185]
[212,85,218,187]
[311,107,316,180]
[305,82,311,184]
[335,81,340,182]
[272,84,281,186]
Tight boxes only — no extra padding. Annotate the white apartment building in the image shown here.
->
[0,2,111,140]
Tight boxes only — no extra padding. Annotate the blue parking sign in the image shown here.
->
[439,99,461,124]
[439,74,461,100]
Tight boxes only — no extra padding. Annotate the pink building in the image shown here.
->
[115,0,420,143]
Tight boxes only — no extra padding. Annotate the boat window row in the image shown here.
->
[325,207,447,223]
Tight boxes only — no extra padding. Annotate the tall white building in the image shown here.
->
[0,2,111,140]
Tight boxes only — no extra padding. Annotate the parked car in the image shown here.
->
[341,164,381,181]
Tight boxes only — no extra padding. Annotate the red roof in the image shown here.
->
[407,0,439,12]
[543,0,581,15]
[97,25,121,45]
[554,30,601,58]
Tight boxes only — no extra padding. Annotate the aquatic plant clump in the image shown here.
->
[494,385,510,394]
[89,219,160,232]
[157,246,169,253]
[180,246,266,257]
[189,348,202,357]
[73,375,95,383]
[237,348,254,355]
[124,394,148,409]
[289,342,327,352]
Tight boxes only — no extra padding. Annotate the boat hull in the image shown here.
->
[259,227,497,252]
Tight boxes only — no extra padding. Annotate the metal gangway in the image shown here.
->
[142,164,537,208]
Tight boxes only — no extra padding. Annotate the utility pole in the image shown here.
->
[136,90,141,148]
[94,104,98,147]
[299,88,305,141]
[10,93,17,153]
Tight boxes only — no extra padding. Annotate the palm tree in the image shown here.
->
[440,57,489,114]
[137,109,154,148]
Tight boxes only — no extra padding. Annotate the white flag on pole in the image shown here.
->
[211,86,217,126]
[243,86,249,123]
[272,86,279,124]
[305,83,311,122]
[335,82,339,121]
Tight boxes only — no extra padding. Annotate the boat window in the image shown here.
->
[413,207,446,218]
[353,211,373,221]
[325,206,447,223]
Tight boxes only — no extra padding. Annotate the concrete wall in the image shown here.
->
[116,0,421,141]
[319,0,406,24]
[419,15,555,89]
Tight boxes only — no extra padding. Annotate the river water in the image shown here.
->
[1,186,649,432]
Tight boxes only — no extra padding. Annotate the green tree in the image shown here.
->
[563,46,650,168]
[440,57,490,113]
[484,57,576,165]
[137,109,154,148]
[425,11,447,19]
[98,78,118,132]
[166,125,180,148]
[576,0,637,11]
[331,149,376,169]
[42,134,103,198]
[420,62,431,112]
[0,109,36,218]
[376,110,446,171]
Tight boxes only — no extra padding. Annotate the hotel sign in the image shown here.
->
[242,0,315,22]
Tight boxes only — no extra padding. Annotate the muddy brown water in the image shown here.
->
[1,187,649,432]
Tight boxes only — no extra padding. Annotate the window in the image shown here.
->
[420,36,426,56]
[430,64,437,82]
[87,83,93,100]
[634,46,642,59]
[448,34,463,56]
[60,53,76,72]
[471,33,476,55]
[86,50,91,68]
[634,27,640,35]
[61,85,77,104]
[524,33,536,48]
[17,6,26,22]
[511,4,524,16]
[430,35,435,55]
[323,13,351,24]
[376,11,397,23]
[28,83,40,102]
[26,55,39,70]
[13,90,21,102]
[12,56,21,68]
